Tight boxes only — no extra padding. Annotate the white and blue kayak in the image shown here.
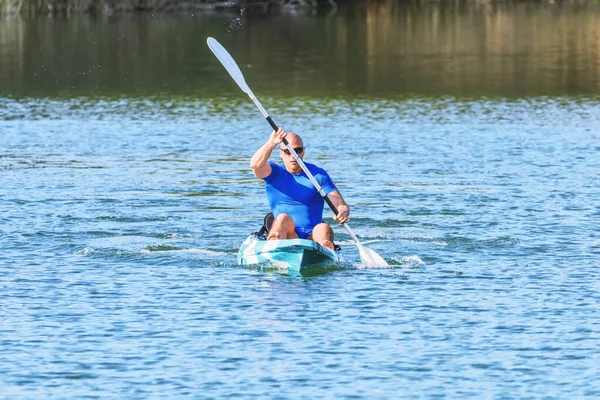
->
[237,235,343,272]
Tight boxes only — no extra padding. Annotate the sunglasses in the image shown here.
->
[280,147,304,156]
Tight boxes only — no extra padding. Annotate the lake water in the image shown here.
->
[1,3,599,398]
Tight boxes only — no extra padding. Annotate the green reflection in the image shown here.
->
[1,2,600,98]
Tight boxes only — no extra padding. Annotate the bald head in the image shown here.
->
[278,132,305,173]
[279,132,303,150]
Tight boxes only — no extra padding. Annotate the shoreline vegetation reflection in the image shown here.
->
[1,0,599,98]
[1,0,598,15]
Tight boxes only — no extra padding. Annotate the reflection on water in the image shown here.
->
[361,1,600,96]
[0,2,599,97]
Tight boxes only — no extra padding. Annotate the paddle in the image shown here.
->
[207,37,388,267]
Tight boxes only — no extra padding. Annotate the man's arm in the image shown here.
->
[327,190,350,224]
[250,128,286,179]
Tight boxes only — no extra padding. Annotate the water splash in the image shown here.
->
[400,254,426,267]
[227,8,245,33]
[357,254,424,269]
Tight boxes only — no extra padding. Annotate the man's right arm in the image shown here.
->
[250,128,286,179]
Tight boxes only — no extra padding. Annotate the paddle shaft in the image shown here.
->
[261,107,380,261]
[247,93,368,246]
[263,116,339,216]
[245,79,372,248]
[264,113,367,246]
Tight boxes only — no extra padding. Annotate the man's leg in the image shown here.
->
[309,223,334,250]
[267,213,299,240]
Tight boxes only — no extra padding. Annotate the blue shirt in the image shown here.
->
[263,161,337,238]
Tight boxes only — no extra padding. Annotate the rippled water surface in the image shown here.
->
[2,96,598,398]
[2,4,600,398]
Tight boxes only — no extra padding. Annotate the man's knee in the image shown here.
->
[271,213,296,232]
[274,213,293,222]
[311,222,333,239]
[268,213,298,240]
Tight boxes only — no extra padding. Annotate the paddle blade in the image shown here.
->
[206,37,252,94]
[357,243,388,268]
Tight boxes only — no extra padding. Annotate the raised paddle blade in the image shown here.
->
[206,37,252,95]
[357,243,389,268]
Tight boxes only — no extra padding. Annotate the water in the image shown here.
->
[1,3,600,398]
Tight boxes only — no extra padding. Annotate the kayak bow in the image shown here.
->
[238,235,343,273]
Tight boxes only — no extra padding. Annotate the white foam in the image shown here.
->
[401,255,425,266]
[187,248,229,256]
[76,247,100,256]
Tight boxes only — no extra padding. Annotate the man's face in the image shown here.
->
[280,136,304,172]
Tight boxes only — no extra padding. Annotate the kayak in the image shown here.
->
[237,235,343,272]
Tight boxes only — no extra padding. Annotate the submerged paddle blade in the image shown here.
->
[357,243,388,268]
[207,37,252,95]
[342,223,388,267]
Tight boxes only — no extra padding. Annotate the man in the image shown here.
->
[250,127,350,250]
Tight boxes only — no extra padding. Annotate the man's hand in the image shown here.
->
[269,127,287,147]
[250,127,287,179]
[334,204,350,224]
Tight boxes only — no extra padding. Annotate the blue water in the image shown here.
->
[1,96,599,398]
